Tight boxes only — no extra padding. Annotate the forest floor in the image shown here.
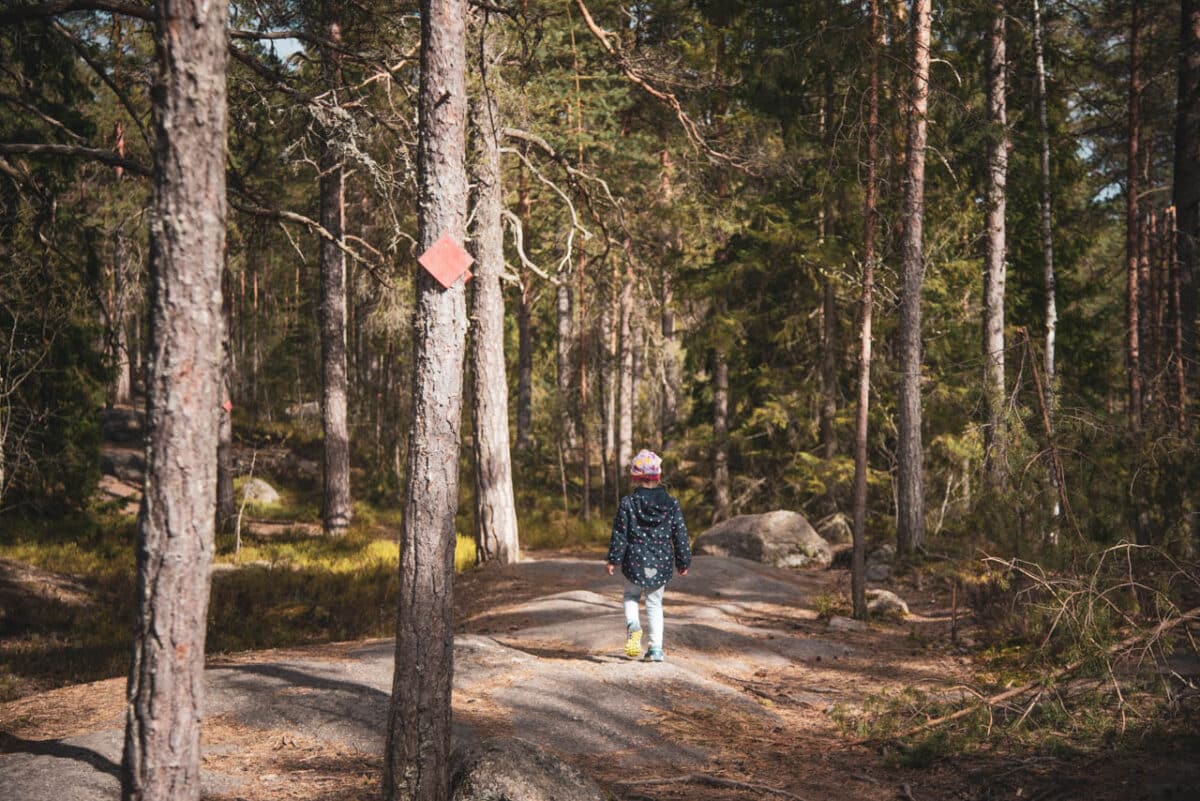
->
[3,549,1199,801]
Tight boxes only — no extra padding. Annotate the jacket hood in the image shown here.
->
[631,486,674,527]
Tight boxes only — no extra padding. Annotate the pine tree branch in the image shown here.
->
[0,143,150,175]
[571,0,747,170]
[0,1,153,26]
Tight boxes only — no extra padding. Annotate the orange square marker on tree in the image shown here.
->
[418,234,475,289]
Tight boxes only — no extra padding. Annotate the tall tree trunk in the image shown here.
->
[1033,0,1061,530]
[1033,0,1057,401]
[515,165,533,452]
[112,232,132,406]
[579,251,591,520]
[468,74,520,565]
[852,0,881,621]
[819,69,838,463]
[556,280,577,453]
[516,276,533,451]
[318,13,352,534]
[601,276,617,509]
[1127,0,1144,432]
[895,0,931,554]
[217,268,236,532]
[1176,0,1200,405]
[983,0,1008,489]
[121,1,228,799]
[658,149,679,451]
[617,256,634,478]
[713,347,731,522]
[384,1,469,798]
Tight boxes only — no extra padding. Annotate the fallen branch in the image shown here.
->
[615,773,811,801]
[850,606,1200,745]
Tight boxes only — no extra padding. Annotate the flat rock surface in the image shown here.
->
[6,553,1180,801]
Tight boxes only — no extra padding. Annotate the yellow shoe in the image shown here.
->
[624,628,642,658]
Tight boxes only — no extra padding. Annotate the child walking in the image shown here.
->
[605,449,691,662]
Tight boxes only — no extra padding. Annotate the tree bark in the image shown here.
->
[318,11,352,534]
[516,274,533,451]
[1127,0,1144,432]
[217,268,235,532]
[852,0,880,621]
[617,254,634,478]
[658,149,679,451]
[1032,0,1057,401]
[384,1,469,798]
[1176,0,1200,405]
[982,0,1008,489]
[121,1,228,799]
[895,0,931,554]
[515,164,533,452]
[468,67,520,565]
[819,69,838,462]
[556,280,577,452]
[713,346,731,522]
[112,231,132,406]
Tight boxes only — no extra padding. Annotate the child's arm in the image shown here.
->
[671,498,692,575]
[605,500,629,573]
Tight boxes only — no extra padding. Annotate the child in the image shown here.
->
[605,449,691,662]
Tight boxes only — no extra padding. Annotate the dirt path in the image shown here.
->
[1,555,1193,800]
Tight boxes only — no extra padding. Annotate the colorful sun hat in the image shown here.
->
[630,449,662,479]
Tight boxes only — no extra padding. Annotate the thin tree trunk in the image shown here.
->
[895,0,932,554]
[122,1,228,799]
[601,277,616,510]
[579,251,591,520]
[515,165,533,452]
[468,71,520,564]
[617,255,634,478]
[852,0,881,621]
[384,1,469,798]
[983,0,1008,489]
[217,268,236,532]
[557,280,577,452]
[1127,0,1144,432]
[318,12,352,534]
[1176,0,1200,407]
[819,69,838,462]
[658,149,679,451]
[1032,0,1057,403]
[112,232,132,406]
[516,275,533,451]
[713,347,731,522]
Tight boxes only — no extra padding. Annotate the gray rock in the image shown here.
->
[865,562,891,582]
[451,738,605,801]
[868,543,896,564]
[694,511,833,569]
[286,400,320,421]
[238,477,281,506]
[827,615,867,632]
[816,513,853,546]
[866,588,910,618]
[100,449,145,483]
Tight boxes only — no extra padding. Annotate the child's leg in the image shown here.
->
[644,584,666,649]
[622,581,643,632]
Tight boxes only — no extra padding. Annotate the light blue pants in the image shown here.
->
[624,581,666,649]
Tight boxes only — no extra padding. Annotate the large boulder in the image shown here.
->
[238,477,281,506]
[866,588,910,618]
[816,512,853,546]
[694,510,833,569]
[450,738,605,801]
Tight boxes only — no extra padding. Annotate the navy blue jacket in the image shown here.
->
[606,486,691,588]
